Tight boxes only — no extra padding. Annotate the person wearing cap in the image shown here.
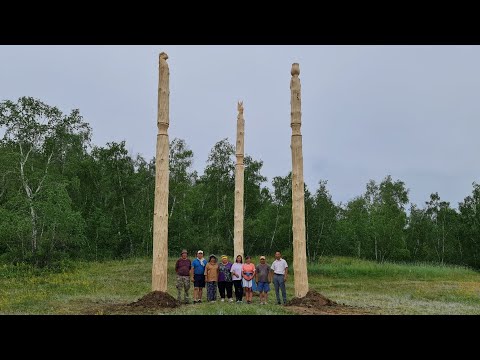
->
[218,255,234,302]
[175,249,192,303]
[242,256,256,304]
[191,250,207,303]
[204,254,219,302]
[255,256,272,305]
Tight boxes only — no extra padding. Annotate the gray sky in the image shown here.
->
[1,45,479,208]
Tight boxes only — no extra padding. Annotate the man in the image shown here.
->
[270,251,288,305]
[175,249,191,304]
[255,256,272,305]
[190,250,207,303]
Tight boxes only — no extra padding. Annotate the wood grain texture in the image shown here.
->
[290,63,309,298]
[152,52,170,292]
[234,101,245,260]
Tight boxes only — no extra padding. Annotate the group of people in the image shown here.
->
[175,250,289,305]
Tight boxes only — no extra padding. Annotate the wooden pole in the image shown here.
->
[290,63,309,298]
[234,101,245,259]
[152,52,170,292]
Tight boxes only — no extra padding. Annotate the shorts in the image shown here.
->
[194,274,206,288]
[257,281,270,293]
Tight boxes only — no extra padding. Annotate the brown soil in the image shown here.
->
[286,290,337,307]
[285,290,375,315]
[128,291,181,309]
[80,292,182,314]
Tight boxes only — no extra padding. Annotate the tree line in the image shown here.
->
[1,97,479,268]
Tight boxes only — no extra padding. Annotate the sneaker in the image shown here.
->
[220,298,225,302]
[229,298,234,302]
[277,302,281,305]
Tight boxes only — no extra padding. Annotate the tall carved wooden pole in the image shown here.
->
[152,52,170,292]
[290,63,309,298]
[234,101,245,259]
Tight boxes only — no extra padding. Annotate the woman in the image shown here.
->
[204,254,219,302]
[218,255,233,302]
[230,255,244,303]
[242,256,256,304]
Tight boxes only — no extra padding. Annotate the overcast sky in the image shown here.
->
[1,45,479,208]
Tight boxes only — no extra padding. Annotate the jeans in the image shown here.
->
[273,274,287,304]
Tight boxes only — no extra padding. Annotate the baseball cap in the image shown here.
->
[260,256,266,260]
[197,250,204,254]
[181,249,188,254]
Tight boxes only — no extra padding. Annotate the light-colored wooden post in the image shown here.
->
[152,52,170,292]
[290,63,309,298]
[234,101,245,259]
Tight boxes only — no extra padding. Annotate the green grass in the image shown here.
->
[0,256,479,314]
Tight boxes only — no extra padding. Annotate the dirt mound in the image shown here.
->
[128,291,181,309]
[286,290,337,308]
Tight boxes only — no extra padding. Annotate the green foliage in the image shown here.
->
[1,97,479,269]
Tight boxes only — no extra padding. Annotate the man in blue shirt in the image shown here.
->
[190,250,207,303]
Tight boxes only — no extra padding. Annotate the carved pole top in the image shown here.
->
[159,52,169,62]
[291,63,300,76]
[237,101,244,114]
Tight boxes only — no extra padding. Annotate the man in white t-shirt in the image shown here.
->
[270,251,288,305]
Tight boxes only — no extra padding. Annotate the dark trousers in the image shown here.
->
[218,281,233,299]
[206,281,217,301]
[273,274,287,304]
[233,280,243,301]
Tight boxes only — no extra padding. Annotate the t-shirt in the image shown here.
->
[175,258,191,276]
[271,258,288,275]
[204,262,219,282]
[192,257,207,275]
[218,262,233,282]
[230,263,243,281]
[256,263,271,283]
[242,263,256,280]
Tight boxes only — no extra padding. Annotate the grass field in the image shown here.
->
[1,256,479,315]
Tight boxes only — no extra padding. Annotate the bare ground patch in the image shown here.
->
[285,290,377,315]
